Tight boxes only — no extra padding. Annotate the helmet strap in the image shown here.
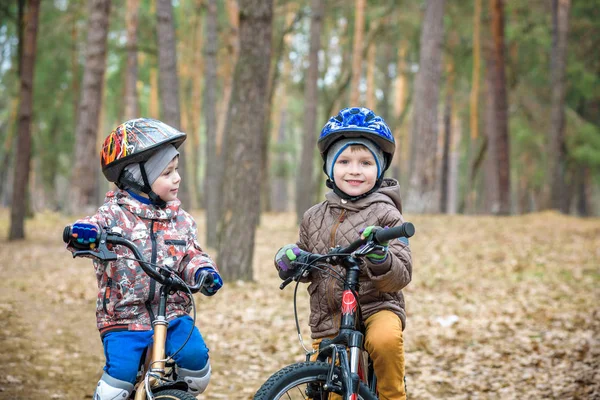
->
[138,162,167,208]
[325,177,384,202]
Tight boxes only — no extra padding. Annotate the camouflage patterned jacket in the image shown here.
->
[72,190,220,334]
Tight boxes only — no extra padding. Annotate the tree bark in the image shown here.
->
[295,0,323,222]
[440,61,454,213]
[470,0,482,140]
[548,0,571,213]
[71,0,110,213]
[489,0,511,214]
[124,0,140,120]
[204,0,220,247]
[405,0,446,213]
[349,0,366,105]
[217,0,273,281]
[9,0,40,240]
[156,0,191,207]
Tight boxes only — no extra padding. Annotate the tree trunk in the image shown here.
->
[217,0,273,281]
[447,111,461,214]
[204,0,220,247]
[484,44,500,214]
[124,0,140,120]
[470,0,482,140]
[71,0,110,213]
[405,0,446,213]
[216,0,240,154]
[366,41,376,110]
[548,0,571,213]
[156,0,191,207]
[440,61,454,213]
[295,0,324,222]
[272,108,290,212]
[9,0,40,240]
[489,0,511,214]
[349,0,365,105]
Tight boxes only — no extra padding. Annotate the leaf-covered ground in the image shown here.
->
[0,210,598,399]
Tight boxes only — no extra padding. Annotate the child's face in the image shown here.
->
[332,146,378,197]
[151,156,180,202]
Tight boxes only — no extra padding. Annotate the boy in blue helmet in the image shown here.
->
[275,107,412,399]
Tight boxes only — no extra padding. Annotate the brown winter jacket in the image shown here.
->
[297,179,412,339]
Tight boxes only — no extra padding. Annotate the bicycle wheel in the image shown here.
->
[254,361,378,400]
[152,389,197,400]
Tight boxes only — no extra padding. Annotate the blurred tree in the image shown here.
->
[71,0,111,213]
[296,0,324,222]
[217,0,273,281]
[489,0,511,214]
[156,0,191,208]
[204,0,220,247]
[548,0,571,213]
[349,0,365,105]
[124,0,140,120]
[9,0,40,240]
[406,0,446,213]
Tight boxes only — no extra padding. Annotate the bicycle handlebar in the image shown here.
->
[63,225,209,294]
[339,222,415,254]
[280,222,415,290]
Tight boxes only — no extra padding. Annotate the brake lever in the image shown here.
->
[71,230,118,261]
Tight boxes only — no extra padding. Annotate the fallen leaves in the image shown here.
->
[0,210,598,399]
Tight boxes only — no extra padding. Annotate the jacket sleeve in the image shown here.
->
[362,207,412,293]
[295,212,314,283]
[179,219,220,286]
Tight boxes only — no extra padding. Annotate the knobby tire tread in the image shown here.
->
[253,361,378,400]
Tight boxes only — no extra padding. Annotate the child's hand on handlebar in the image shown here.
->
[274,244,311,280]
[360,226,389,263]
[195,268,223,296]
[70,222,100,249]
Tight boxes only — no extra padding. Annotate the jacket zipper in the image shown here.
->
[103,277,112,314]
[145,220,157,322]
[327,209,346,329]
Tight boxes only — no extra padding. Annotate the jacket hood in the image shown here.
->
[105,189,181,221]
[325,178,403,213]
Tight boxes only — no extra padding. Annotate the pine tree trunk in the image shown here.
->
[156,0,191,207]
[440,61,454,213]
[406,0,446,213]
[484,43,500,214]
[124,0,140,120]
[470,0,482,140]
[217,0,273,281]
[447,111,461,214]
[366,42,376,109]
[489,0,511,214]
[349,0,365,105]
[295,0,323,222]
[71,0,110,213]
[548,0,571,213]
[9,0,40,240]
[204,0,220,247]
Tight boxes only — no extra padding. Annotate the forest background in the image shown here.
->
[1,0,600,279]
[0,1,599,399]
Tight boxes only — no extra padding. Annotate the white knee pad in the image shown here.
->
[177,362,211,396]
[94,372,134,400]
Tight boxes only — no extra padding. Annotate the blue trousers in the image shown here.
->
[102,316,209,384]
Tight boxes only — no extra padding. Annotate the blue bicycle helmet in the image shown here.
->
[318,107,395,169]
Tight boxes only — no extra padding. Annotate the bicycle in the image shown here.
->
[63,225,215,400]
[253,222,415,400]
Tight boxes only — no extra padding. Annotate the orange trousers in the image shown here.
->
[311,310,406,400]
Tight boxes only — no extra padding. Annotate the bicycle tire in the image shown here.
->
[253,361,378,400]
[152,389,197,400]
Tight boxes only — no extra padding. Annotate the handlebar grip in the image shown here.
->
[374,222,415,243]
[63,226,72,244]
